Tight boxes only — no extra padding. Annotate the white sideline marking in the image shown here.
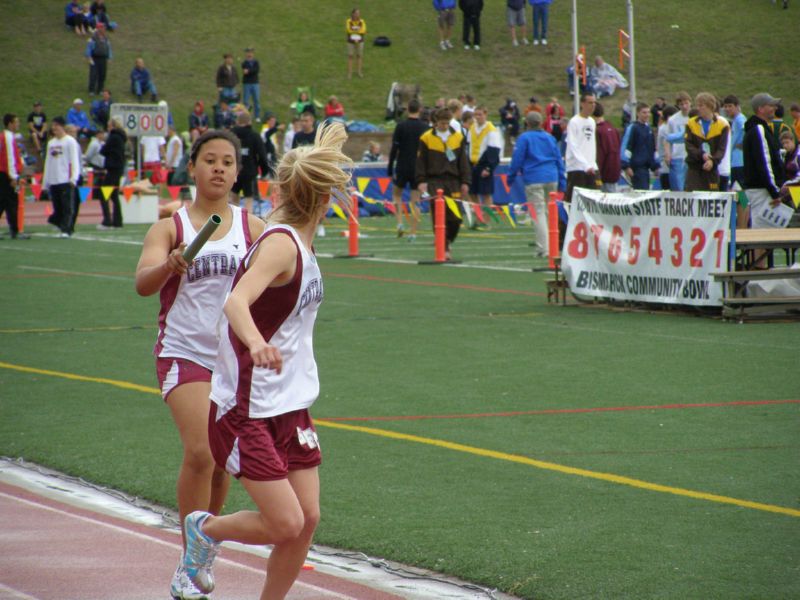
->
[0,491,357,600]
[0,583,42,600]
[17,266,132,282]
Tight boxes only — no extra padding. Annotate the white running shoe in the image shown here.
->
[440,40,447,50]
[183,512,220,594]
[542,38,548,45]
[445,39,453,48]
[464,44,470,50]
[473,44,480,50]
[171,559,209,600]
[512,38,519,47]
[522,37,530,45]
[533,39,539,46]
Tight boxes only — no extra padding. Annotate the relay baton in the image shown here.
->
[182,214,222,263]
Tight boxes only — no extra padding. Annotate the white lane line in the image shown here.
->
[17,266,132,282]
[0,491,358,600]
[0,583,43,600]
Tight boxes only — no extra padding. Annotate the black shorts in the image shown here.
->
[393,171,416,190]
[469,165,495,195]
[233,174,259,199]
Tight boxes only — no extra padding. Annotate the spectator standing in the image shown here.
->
[140,135,166,183]
[86,25,112,96]
[189,101,209,142]
[544,97,565,141]
[283,116,301,154]
[130,58,158,102]
[0,114,30,240]
[529,0,551,45]
[656,105,677,191]
[743,92,785,229]
[90,89,112,130]
[231,111,270,215]
[564,93,598,202]
[507,111,565,256]
[448,98,465,135]
[66,98,94,140]
[462,94,477,116]
[99,118,127,228]
[165,125,184,185]
[621,102,658,190]
[665,91,692,191]
[216,53,239,103]
[324,96,345,119]
[499,98,521,148]
[722,95,746,191]
[292,111,317,149]
[593,102,621,192]
[467,106,503,208]
[388,98,428,240]
[650,97,667,129]
[27,101,48,154]
[459,0,483,50]
[260,114,281,175]
[83,128,106,201]
[433,0,456,50]
[507,0,529,46]
[683,93,729,192]
[241,48,261,122]
[415,107,471,260]
[43,117,81,238]
[346,8,367,78]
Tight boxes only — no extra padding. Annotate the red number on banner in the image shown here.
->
[670,227,683,267]
[627,226,641,265]
[689,228,705,267]
[140,115,151,131]
[713,229,725,269]
[567,221,588,258]
[647,228,663,265]
[155,114,165,130]
[608,225,623,264]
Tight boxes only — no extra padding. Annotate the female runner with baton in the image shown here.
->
[135,129,265,600]
[180,122,352,599]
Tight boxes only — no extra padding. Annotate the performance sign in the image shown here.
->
[561,189,734,307]
[109,103,169,137]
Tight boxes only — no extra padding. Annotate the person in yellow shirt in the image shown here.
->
[346,8,366,79]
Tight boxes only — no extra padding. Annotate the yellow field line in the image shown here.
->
[2,360,797,518]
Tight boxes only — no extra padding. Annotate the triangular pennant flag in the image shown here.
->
[257,180,269,197]
[526,201,538,223]
[127,169,137,182]
[472,202,487,224]
[383,200,396,214]
[122,186,134,201]
[736,190,748,208]
[32,173,42,184]
[86,171,94,189]
[486,206,501,223]
[330,202,348,222]
[377,177,392,195]
[167,186,181,200]
[445,196,462,219]
[101,186,115,200]
[31,183,42,200]
[79,186,91,203]
[356,177,370,194]
[499,174,510,194]
[502,205,517,228]
[789,187,800,209]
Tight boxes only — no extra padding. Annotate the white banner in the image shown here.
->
[561,189,734,307]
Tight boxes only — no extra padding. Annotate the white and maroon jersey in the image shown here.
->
[155,205,253,370]
[211,224,323,419]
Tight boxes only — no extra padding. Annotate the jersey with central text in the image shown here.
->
[211,224,323,419]
[155,205,253,370]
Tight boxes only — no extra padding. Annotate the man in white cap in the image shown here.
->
[743,92,786,230]
[66,98,95,140]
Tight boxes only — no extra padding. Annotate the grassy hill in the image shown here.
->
[2,0,798,133]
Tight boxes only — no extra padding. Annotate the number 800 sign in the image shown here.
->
[109,103,169,137]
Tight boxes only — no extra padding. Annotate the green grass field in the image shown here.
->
[3,1,799,131]
[1,217,799,599]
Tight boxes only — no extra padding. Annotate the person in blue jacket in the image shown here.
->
[507,111,566,256]
[66,98,95,139]
[433,0,457,50]
[620,102,659,190]
[529,0,552,46]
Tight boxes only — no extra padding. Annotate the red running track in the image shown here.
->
[0,481,403,600]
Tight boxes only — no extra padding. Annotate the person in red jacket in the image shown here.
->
[593,102,621,192]
[0,114,30,240]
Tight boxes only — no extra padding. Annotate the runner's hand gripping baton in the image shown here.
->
[181,214,222,263]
